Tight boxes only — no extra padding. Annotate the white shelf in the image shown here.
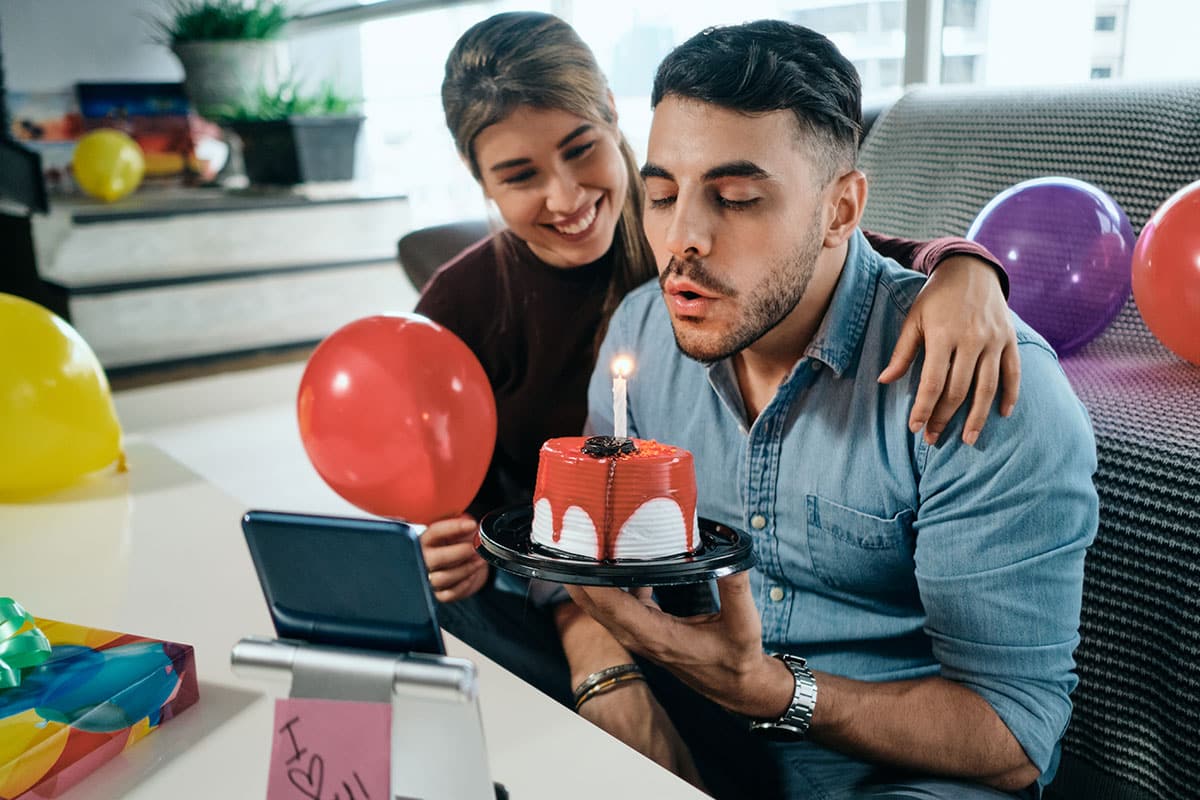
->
[29,188,417,369]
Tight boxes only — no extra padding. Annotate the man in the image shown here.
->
[570,20,1098,799]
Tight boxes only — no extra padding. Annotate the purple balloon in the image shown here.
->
[967,177,1134,356]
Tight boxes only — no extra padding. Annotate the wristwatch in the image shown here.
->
[749,652,818,740]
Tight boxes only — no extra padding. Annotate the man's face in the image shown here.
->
[641,96,832,363]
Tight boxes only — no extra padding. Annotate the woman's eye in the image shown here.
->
[648,196,675,209]
[502,169,536,185]
[564,142,596,160]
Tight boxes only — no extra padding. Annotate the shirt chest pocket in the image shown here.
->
[805,495,916,597]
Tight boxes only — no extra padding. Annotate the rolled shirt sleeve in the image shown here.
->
[913,334,1099,774]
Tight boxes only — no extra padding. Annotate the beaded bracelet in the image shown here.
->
[572,663,645,711]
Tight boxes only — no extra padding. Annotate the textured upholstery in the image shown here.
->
[397,218,490,291]
[859,82,1200,800]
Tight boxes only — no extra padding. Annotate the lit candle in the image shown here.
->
[612,355,634,438]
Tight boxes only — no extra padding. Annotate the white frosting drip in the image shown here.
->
[531,496,696,560]
[531,498,598,557]
[612,497,695,560]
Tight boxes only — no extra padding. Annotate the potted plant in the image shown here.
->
[217,81,364,184]
[150,0,290,118]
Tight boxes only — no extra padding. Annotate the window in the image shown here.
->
[572,1,906,156]
[793,3,871,34]
[879,1,905,32]
[878,57,903,87]
[349,0,1200,224]
[358,1,551,227]
[356,1,908,227]
[943,0,979,29]
[939,1,1199,87]
[941,54,976,84]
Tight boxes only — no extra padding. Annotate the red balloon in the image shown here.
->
[1132,179,1200,365]
[297,313,497,522]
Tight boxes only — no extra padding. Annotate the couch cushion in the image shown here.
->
[397,219,491,291]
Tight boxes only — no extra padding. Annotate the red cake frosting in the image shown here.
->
[531,436,699,561]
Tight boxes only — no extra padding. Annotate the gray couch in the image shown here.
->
[398,80,1200,800]
[860,81,1200,800]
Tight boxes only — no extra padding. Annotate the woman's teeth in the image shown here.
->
[554,202,597,235]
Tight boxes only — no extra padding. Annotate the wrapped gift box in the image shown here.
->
[0,619,199,799]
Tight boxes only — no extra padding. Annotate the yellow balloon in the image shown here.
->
[0,294,124,499]
[72,129,145,202]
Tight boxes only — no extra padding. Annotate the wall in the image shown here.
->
[0,0,360,95]
[0,0,183,91]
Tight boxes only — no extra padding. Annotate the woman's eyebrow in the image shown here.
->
[488,124,595,173]
[490,157,531,172]
[558,124,593,148]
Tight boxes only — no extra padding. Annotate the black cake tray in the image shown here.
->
[477,504,755,588]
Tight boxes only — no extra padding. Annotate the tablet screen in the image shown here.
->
[242,510,445,655]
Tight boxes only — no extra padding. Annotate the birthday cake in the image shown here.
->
[531,436,700,561]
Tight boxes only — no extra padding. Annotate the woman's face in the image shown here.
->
[472,105,628,268]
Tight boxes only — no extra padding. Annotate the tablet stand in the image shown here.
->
[231,636,505,800]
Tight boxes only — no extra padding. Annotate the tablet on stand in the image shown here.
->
[235,510,505,800]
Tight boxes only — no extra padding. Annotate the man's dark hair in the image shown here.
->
[651,20,863,183]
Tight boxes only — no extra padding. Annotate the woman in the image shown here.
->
[416,10,1017,783]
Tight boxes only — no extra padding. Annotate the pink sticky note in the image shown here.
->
[268,697,391,800]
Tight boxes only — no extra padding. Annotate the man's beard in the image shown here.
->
[660,222,824,364]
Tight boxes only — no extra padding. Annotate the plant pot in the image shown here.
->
[290,115,364,182]
[172,40,284,117]
[230,115,364,185]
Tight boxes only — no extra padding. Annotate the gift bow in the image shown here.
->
[0,598,51,689]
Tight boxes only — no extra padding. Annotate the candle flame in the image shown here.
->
[611,355,634,379]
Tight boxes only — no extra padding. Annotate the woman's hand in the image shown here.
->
[880,255,1020,446]
[420,515,488,603]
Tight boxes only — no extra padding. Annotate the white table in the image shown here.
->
[0,364,706,799]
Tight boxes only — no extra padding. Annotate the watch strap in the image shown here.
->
[749,652,817,739]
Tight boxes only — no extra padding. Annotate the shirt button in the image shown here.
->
[769,587,785,602]
[750,514,767,530]
[811,361,822,371]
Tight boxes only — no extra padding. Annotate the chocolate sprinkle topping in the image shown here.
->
[581,436,638,458]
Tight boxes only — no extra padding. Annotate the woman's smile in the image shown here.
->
[547,197,603,240]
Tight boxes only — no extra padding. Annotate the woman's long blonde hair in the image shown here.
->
[441,11,655,348]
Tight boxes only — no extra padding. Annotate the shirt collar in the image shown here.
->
[803,228,880,377]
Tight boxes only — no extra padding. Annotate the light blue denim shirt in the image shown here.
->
[586,229,1099,784]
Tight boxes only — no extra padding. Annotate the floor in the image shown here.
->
[113,359,361,518]
[108,342,317,392]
